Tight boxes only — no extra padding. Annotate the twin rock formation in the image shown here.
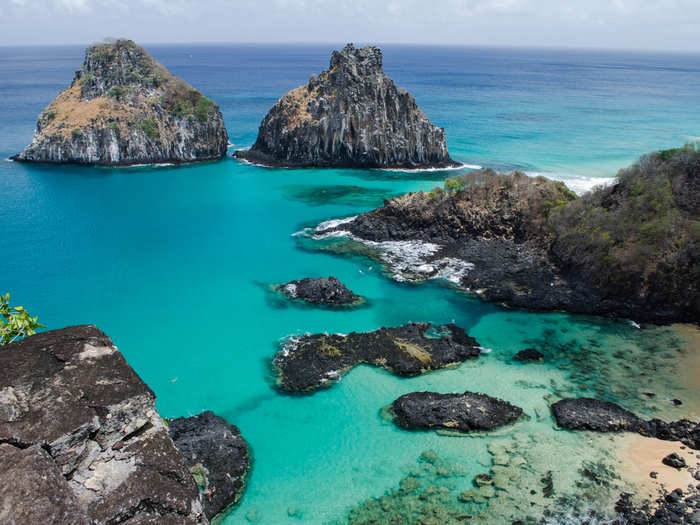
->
[15,41,454,170]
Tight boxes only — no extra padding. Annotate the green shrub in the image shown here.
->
[0,293,44,346]
[136,119,159,139]
[72,128,83,138]
[108,86,125,100]
[44,110,56,120]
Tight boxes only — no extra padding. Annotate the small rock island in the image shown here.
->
[273,323,481,392]
[391,391,523,432]
[13,39,228,166]
[235,44,457,169]
[276,276,363,307]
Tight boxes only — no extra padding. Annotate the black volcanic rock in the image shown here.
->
[14,39,228,166]
[273,322,481,392]
[0,325,208,523]
[662,452,686,469]
[392,391,523,432]
[168,411,250,520]
[277,276,362,306]
[551,398,644,432]
[310,145,700,323]
[551,398,700,450]
[514,348,544,362]
[235,44,457,169]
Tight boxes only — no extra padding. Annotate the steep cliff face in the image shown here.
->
[13,39,228,166]
[0,326,249,524]
[235,44,456,169]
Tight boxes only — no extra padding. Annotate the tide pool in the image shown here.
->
[1,44,699,523]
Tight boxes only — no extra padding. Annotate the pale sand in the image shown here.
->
[620,434,699,501]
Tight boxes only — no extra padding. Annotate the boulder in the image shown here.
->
[168,411,250,520]
[235,44,457,169]
[513,348,544,362]
[277,276,362,306]
[391,391,523,432]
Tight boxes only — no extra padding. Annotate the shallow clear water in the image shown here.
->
[1,44,699,523]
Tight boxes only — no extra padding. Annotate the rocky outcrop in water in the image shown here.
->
[13,39,228,166]
[551,398,700,450]
[273,322,480,392]
[0,325,248,523]
[168,411,249,520]
[391,391,523,432]
[277,276,362,306]
[513,348,544,362]
[312,145,700,323]
[234,44,457,169]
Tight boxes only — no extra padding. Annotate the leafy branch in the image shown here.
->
[0,293,44,346]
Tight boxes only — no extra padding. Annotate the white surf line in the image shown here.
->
[525,170,616,195]
[376,162,482,173]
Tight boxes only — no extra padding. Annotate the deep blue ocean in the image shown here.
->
[1,44,699,523]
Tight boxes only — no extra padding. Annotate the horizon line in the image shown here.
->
[1,40,699,56]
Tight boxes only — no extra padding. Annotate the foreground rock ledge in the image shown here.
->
[0,326,248,524]
[13,39,228,166]
[235,43,457,169]
[392,391,523,432]
[551,397,700,450]
[273,322,481,393]
[276,276,363,306]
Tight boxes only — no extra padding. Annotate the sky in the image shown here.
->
[1,0,700,51]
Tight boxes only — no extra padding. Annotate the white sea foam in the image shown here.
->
[526,171,616,195]
[377,162,481,173]
[121,162,176,168]
[309,222,473,286]
[315,215,358,232]
[4,158,14,163]
[283,283,298,298]
[628,320,641,329]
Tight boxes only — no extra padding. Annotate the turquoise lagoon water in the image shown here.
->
[1,44,700,523]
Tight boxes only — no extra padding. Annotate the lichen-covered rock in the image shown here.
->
[277,276,362,306]
[13,39,228,166]
[273,322,480,393]
[391,391,523,432]
[551,398,700,450]
[235,44,457,169]
[167,411,250,520]
[0,325,207,524]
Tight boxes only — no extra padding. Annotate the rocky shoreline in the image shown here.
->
[0,326,249,524]
[308,148,700,324]
[235,44,457,169]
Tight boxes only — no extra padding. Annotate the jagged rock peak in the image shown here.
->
[13,38,228,166]
[235,43,457,169]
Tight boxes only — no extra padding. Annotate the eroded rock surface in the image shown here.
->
[168,411,250,520]
[391,391,523,432]
[277,276,362,306]
[13,39,228,166]
[235,44,456,169]
[0,325,207,524]
[551,398,700,450]
[273,322,481,392]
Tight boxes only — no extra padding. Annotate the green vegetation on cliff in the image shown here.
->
[0,293,43,345]
[549,143,700,304]
[424,144,700,319]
